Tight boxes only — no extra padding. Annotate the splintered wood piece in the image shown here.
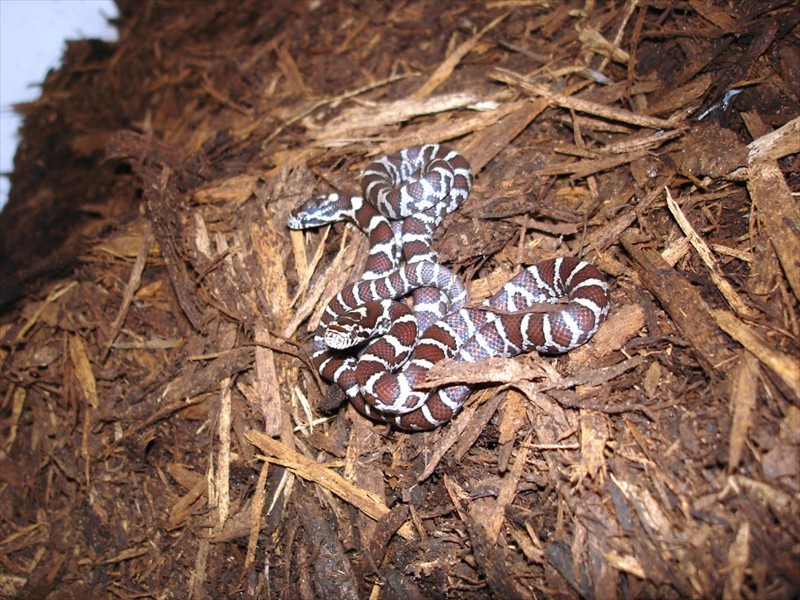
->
[746,157,800,302]
[69,334,99,410]
[372,98,521,160]
[531,149,648,178]
[213,377,233,530]
[728,352,759,473]
[644,73,713,116]
[587,182,671,252]
[283,227,364,338]
[293,492,361,599]
[621,234,736,376]
[485,435,531,544]
[261,73,408,147]
[288,226,329,306]
[107,132,208,332]
[250,212,292,330]
[497,391,528,472]
[356,504,410,584]
[345,415,387,550]
[577,25,630,64]
[747,116,800,162]
[246,431,416,540]
[494,68,678,129]
[712,309,800,397]
[255,322,283,436]
[70,334,98,485]
[664,188,757,319]
[606,473,693,593]
[423,352,643,399]
[596,127,686,155]
[412,12,509,99]
[191,538,211,598]
[566,303,646,366]
[167,465,207,531]
[3,388,26,454]
[462,99,548,173]
[102,225,152,360]
[451,391,505,459]
[309,91,491,143]
[413,390,501,484]
[572,410,609,486]
[244,461,270,569]
[13,280,78,343]
[444,476,529,600]
[723,520,752,600]
[689,0,737,30]
[274,44,312,97]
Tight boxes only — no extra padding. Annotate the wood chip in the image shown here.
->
[711,309,799,397]
[746,157,800,302]
[247,431,416,540]
[622,234,736,376]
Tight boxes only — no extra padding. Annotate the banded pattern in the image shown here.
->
[362,145,473,332]
[288,145,472,420]
[288,145,611,431]
[362,144,472,220]
[335,257,610,430]
[308,260,466,405]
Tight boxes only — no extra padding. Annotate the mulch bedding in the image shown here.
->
[0,1,798,598]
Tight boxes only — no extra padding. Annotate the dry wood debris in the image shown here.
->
[1,1,798,598]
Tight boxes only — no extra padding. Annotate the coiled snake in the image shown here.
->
[288,144,610,431]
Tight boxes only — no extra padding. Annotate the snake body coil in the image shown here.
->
[288,144,610,431]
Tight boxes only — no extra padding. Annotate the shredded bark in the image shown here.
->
[1,1,798,598]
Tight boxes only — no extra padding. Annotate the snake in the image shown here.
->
[288,144,611,431]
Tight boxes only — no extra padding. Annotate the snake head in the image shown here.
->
[287,192,362,229]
